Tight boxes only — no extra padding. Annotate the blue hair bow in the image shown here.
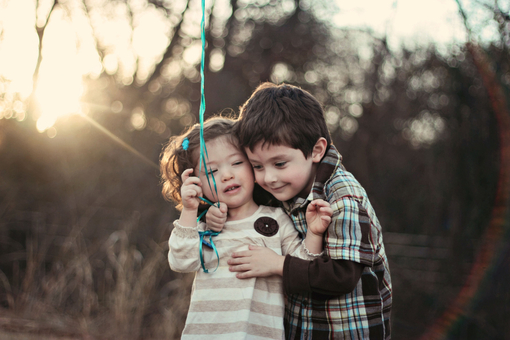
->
[181,137,189,150]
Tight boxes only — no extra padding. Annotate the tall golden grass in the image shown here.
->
[0,210,193,340]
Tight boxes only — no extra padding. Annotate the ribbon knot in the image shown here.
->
[198,230,220,273]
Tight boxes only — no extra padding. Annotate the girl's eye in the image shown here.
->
[252,165,262,170]
[207,169,217,176]
[233,161,243,166]
[275,162,286,167]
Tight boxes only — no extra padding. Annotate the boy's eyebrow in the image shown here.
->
[248,154,287,163]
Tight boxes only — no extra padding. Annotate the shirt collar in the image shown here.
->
[283,145,343,213]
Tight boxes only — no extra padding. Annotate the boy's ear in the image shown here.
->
[311,138,328,163]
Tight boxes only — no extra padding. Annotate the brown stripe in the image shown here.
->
[185,321,283,338]
[194,277,283,293]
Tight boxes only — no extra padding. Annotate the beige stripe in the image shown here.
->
[191,286,283,305]
[209,237,282,251]
[185,309,283,327]
[194,277,282,292]
[168,249,199,260]
[188,299,283,316]
[184,321,283,339]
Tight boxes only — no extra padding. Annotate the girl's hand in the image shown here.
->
[306,199,333,237]
[180,168,202,210]
[206,202,228,232]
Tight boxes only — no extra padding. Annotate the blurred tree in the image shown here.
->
[0,0,510,339]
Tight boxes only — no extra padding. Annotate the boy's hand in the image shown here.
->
[228,245,285,278]
[206,202,228,232]
[180,168,202,210]
[306,199,333,237]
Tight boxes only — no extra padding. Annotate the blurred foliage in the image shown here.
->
[0,0,510,339]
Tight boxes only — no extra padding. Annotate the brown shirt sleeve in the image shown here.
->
[283,254,364,297]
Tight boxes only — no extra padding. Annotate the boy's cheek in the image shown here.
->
[254,173,265,185]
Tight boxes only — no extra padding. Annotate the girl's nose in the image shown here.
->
[222,171,234,182]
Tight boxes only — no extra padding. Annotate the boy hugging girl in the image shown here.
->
[161,82,392,340]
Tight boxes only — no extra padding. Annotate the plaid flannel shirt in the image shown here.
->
[282,145,392,340]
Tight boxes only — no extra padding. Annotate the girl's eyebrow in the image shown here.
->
[198,150,243,169]
[226,150,245,159]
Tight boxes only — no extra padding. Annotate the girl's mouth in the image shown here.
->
[225,185,240,193]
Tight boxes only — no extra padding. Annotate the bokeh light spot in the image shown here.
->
[130,108,147,130]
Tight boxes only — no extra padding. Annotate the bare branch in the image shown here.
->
[32,0,58,88]
[138,0,190,93]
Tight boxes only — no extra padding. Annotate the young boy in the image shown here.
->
[211,82,392,339]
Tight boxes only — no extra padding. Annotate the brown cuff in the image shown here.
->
[283,254,310,295]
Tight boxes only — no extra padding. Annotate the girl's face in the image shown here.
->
[194,136,258,221]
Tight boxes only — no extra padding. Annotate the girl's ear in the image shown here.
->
[311,138,328,163]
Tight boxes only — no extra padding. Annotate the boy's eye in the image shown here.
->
[233,161,243,166]
[252,164,262,170]
[275,161,287,167]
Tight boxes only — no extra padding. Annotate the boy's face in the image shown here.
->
[245,142,317,202]
[195,136,257,218]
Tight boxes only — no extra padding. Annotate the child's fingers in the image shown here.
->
[309,199,328,209]
[218,202,228,214]
[181,168,194,181]
[182,168,203,187]
[320,206,333,217]
[182,187,199,200]
[194,185,203,198]
[313,199,330,209]
[321,215,332,225]
[307,201,318,212]
[215,206,228,220]
[183,176,202,188]
[207,205,227,225]
[183,180,203,197]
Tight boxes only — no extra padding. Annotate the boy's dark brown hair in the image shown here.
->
[236,82,331,157]
[160,116,277,211]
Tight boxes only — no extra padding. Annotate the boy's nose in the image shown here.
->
[264,170,277,183]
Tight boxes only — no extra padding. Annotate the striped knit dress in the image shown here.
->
[168,205,320,340]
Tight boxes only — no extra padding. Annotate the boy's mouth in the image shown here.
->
[269,184,287,192]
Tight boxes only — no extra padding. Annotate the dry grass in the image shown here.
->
[0,210,193,340]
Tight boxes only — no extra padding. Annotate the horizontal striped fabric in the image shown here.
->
[168,205,317,339]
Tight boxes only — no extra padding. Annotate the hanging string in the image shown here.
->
[198,0,219,206]
[197,0,220,273]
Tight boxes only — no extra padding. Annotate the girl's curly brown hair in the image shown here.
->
[160,117,238,210]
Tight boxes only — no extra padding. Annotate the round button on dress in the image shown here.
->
[254,217,279,237]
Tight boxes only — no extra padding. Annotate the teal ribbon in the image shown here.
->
[196,0,221,274]
[198,230,220,273]
[197,195,220,220]
[197,195,220,273]
[198,0,219,203]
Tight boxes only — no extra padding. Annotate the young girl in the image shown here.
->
[160,117,332,340]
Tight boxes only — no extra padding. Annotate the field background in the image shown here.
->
[1,1,510,339]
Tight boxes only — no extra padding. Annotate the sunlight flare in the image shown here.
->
[34,6,85,132]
